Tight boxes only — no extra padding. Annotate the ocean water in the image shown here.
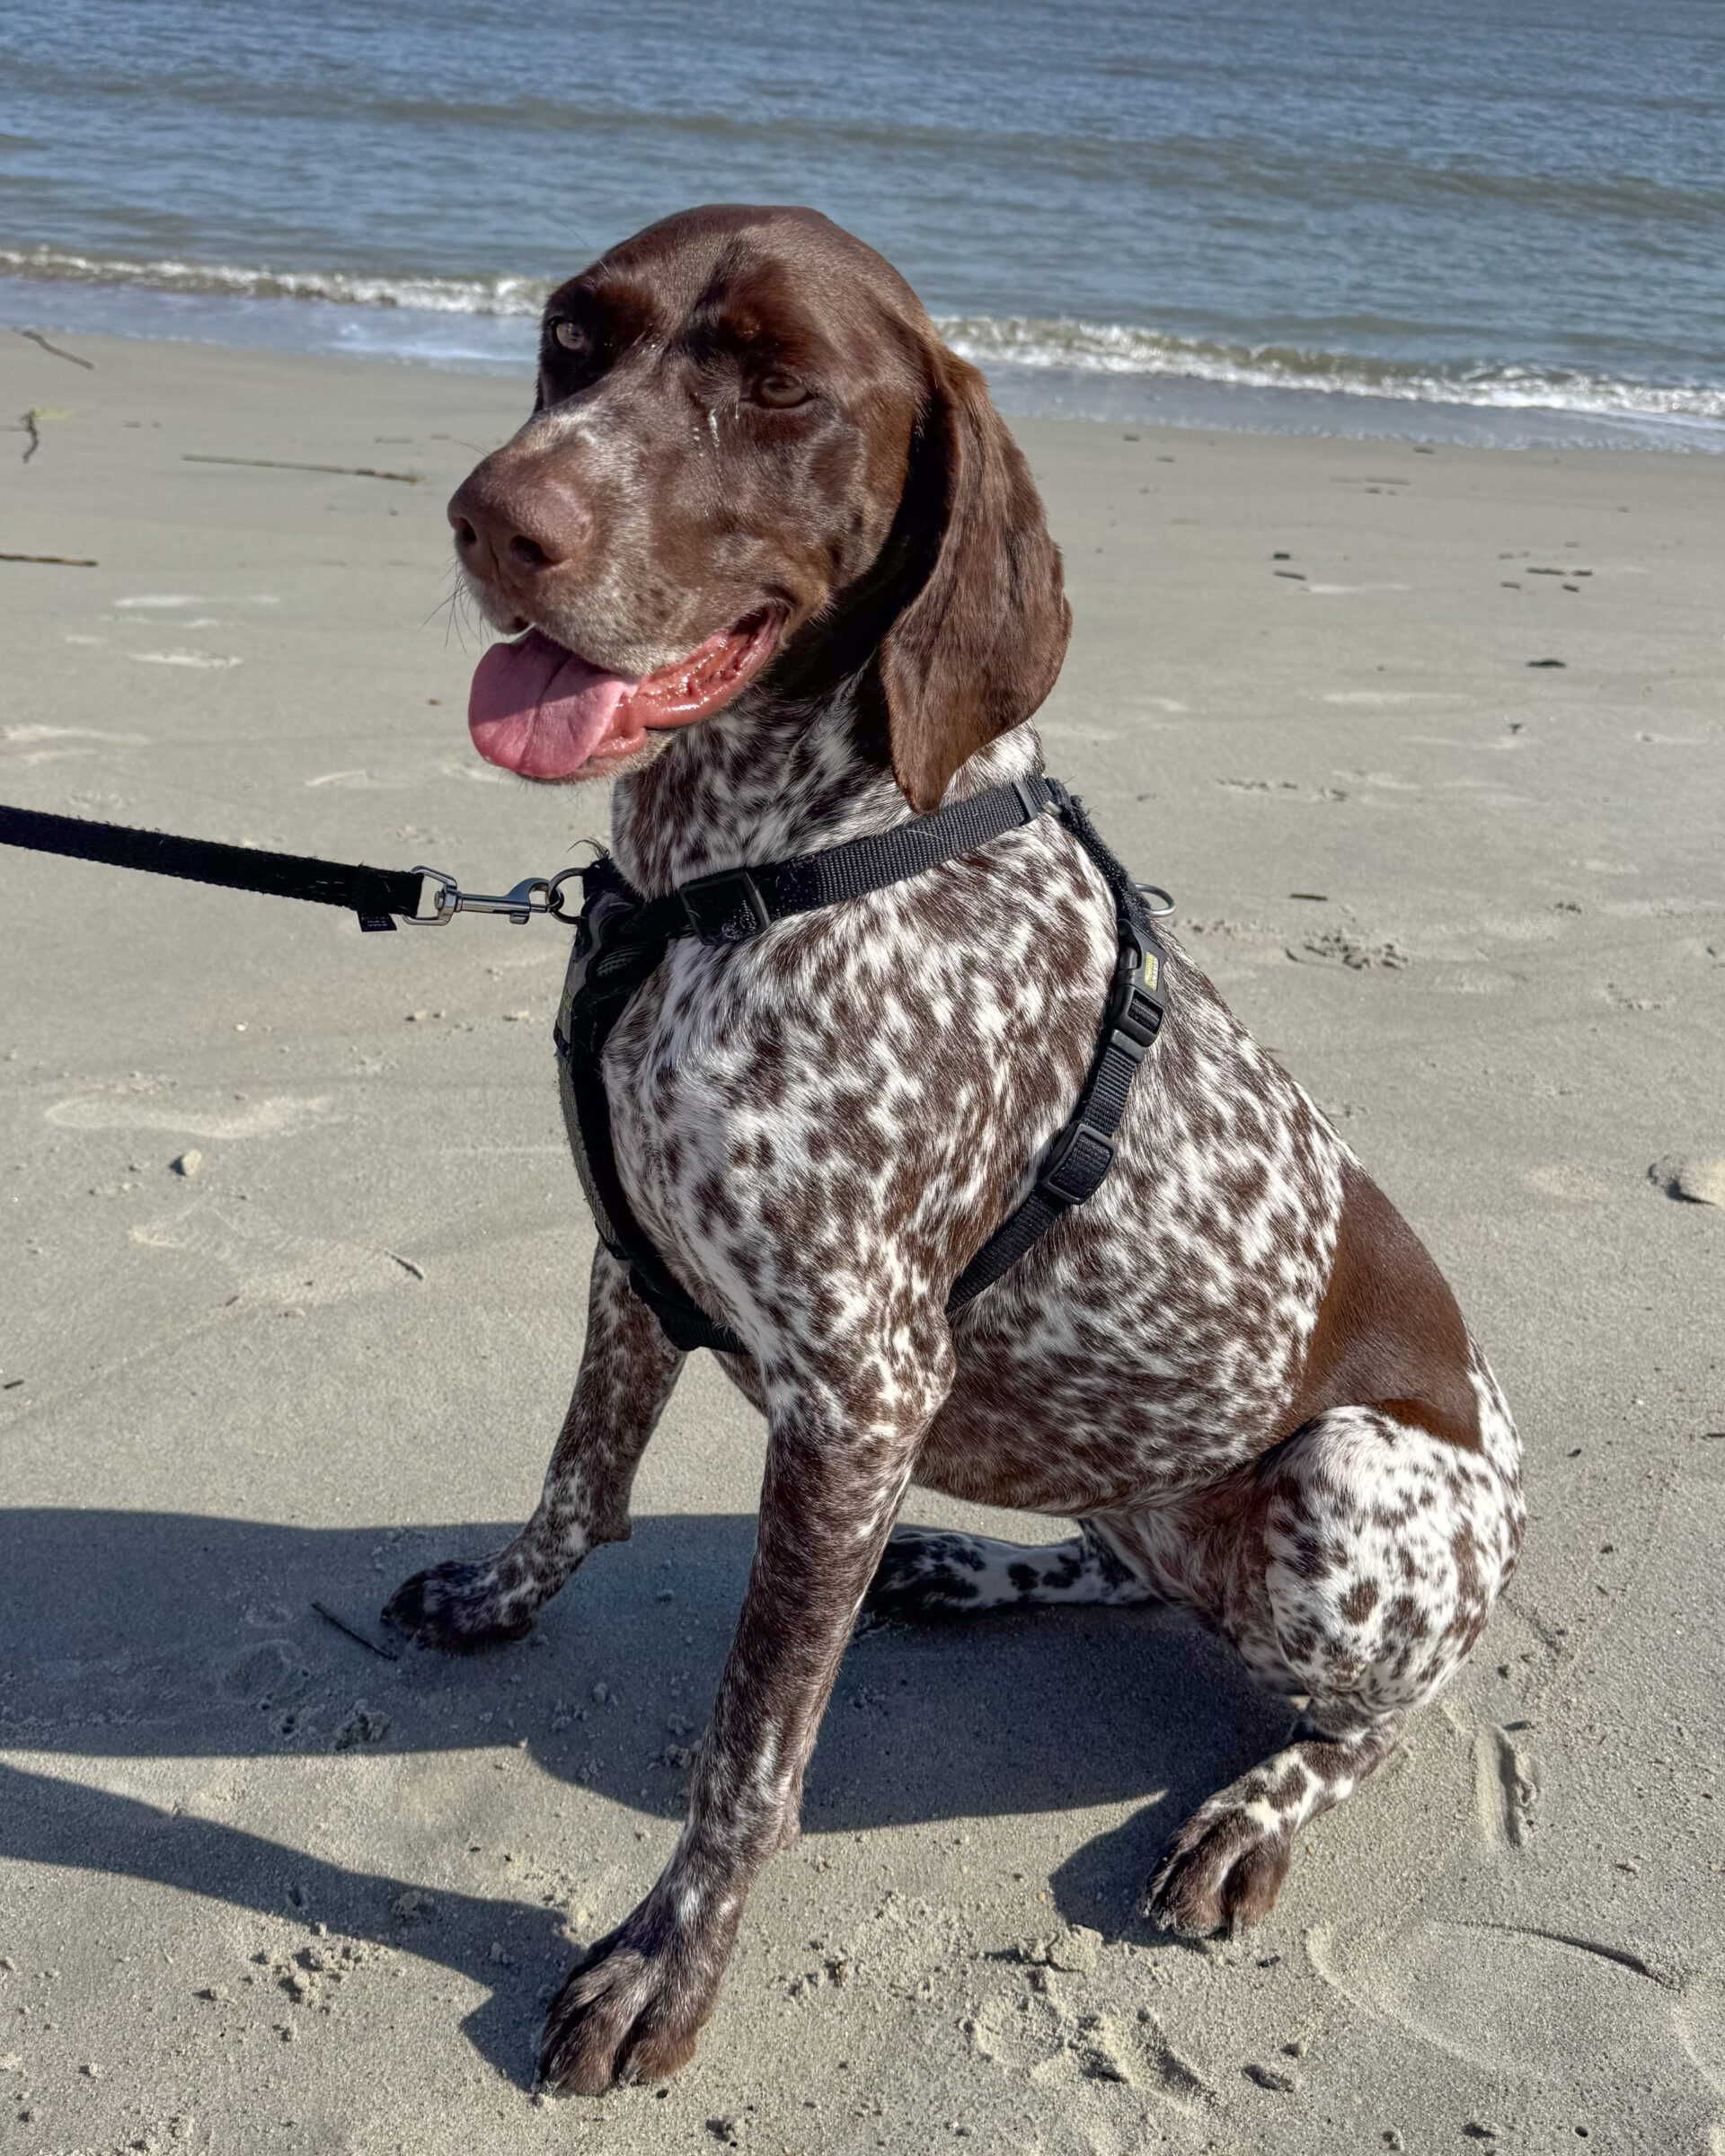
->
[2,0,1722,449]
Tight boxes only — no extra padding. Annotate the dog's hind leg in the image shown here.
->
[384,1250,683,1648]
[862,1517,1156,1623]
[1143,1373,1522,1935]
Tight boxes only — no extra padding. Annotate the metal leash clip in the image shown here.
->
[407,864,586,926]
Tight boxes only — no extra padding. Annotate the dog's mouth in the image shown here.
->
[466,609,783,782]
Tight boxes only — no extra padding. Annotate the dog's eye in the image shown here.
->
[754,373,809,410]
[548,320,588,357]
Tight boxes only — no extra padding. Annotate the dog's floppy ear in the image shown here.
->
[878,347,1071,812]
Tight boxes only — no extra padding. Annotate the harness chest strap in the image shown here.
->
[553,776,1169,1357]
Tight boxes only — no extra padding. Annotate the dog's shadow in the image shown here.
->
[0,1507,1286,2082]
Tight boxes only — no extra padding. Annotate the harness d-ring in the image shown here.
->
[547,866,588,921]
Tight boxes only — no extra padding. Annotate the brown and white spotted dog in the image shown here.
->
[384,205,1524,2095]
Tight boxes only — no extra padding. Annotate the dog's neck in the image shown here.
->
[609,682,1040,896]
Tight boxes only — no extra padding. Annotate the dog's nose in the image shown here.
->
[447,466,594,579]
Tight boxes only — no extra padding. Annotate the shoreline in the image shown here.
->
[4,275,1723,458]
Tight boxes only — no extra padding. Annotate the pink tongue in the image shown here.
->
[468,628,642,779]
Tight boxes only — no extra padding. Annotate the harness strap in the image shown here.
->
[602,774,1066,950]
[561,932,741,1353]
[558,775,1167,1359]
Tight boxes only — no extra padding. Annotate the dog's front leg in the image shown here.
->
[384,1249,684,1647]
[537,1332,949,2094]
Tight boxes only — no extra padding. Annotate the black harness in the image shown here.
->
[553,775,1170,1357]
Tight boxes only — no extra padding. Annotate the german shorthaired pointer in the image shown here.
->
[385,205,1524,2095]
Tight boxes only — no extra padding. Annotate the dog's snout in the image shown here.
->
[447,464,594,583]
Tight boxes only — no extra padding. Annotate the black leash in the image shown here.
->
[555,776,1170,1357]
[0,801,583,930]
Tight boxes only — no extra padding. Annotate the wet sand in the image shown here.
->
[2,329,1722,2155]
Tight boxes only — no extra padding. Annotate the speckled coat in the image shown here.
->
[385,204,1524,2098]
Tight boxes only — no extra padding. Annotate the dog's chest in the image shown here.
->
[567,832,1119,1343]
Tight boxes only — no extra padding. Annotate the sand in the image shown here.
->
[2,328,1722,2156]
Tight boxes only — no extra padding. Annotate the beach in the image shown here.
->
[2,329,1723,2155]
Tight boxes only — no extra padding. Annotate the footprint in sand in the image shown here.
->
[1679,1963,1725,2101]
[435,758,509,784]
[302,763,509,790]
[1427,968,1523,995]
[223,1640,314,1707]
[1651,1154,1725,1207]
[4,724,151,747]
[45,1093,332,1140]
[4,722,152,766]
[1322,691,1462,706]
[1334,769,1422,791]
[1039,720,1119,745]
[128,650,244,670]
[968,1986,1214,2107]
[1287,931,1410,970]
[1522,1163,1615,1204]
[1473,1726,1538,1849]
[130,1197,424,1304]
[304,768,414,791]
[112,594,280,609]
[1311,1922,1725,2112]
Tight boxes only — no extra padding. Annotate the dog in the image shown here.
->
[384,204,1524,2095]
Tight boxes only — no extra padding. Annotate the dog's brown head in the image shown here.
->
[448,205,1069,811]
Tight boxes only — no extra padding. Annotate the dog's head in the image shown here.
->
[449,206,1070,811]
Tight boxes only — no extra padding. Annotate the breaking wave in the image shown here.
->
[0,244,548,317]
[5,244,1723,429]
[935,315,1725,428]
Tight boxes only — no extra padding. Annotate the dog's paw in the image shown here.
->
[859,1529,988,1625]
[538,1915,722,2096]
[381,1560,535,1649]
[1141,1795,1294,1937]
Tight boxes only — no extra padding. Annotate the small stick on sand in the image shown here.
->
[312,1600,400,1660]
[14,328,95,370]
[0,551,98,567]
[183,454,422,484]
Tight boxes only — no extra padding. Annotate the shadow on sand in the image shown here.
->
[0,1507,1287,2083]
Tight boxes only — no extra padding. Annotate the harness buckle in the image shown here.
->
[679,866,772,944]
[1107,942,1166,1050]
[1034,1121,1116,1210]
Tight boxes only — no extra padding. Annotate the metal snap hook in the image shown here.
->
[405,867,554,924]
